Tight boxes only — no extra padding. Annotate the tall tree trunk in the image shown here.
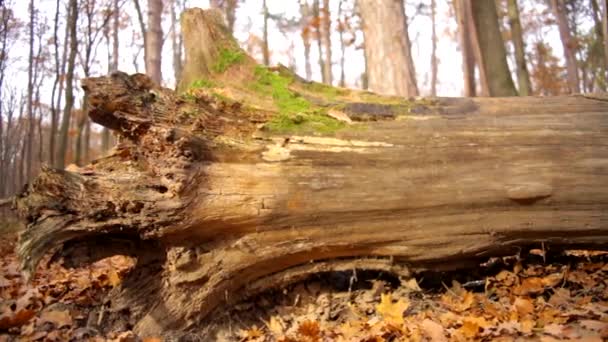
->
[225,0,238,34]
[262,0,270,66]
[470,0,518,96]
[454,0,476,97]
[0,5,10,196]
[602,0,608,79]
[55,0,78,169]
[430,0,438,96]
[74,109,86,166]
[210,0,238,33]
[25,0,35,180]
[145,0,163,85]
[133,0,147,69]
[550,0,580,93]
[507,0,532,96]
[300,0,312,81]
[358,0,418,97]
[321,0,332,84]
[170,0,183,84]
[313,0,325,82]
[338,0,346,87]
[101,0,120,154]
[111,0,119,72]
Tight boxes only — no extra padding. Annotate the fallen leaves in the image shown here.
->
[375,293,409,325]
[234,252,608,342]
[0,245,135,341]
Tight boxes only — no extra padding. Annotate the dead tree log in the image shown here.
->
[14,8,608,337]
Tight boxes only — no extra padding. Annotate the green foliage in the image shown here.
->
[303,81,349,100]
[251,66,344,134]
[212,48,245,73]
[190,79,215,89]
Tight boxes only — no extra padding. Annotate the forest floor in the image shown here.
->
[1,221,607,341]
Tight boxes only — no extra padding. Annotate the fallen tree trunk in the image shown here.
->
[14,8,608,337]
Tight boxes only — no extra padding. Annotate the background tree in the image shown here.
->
[430,0,438,96]
[145,0,163,84]
[454,0,476,96]
[358,0,418,97]
[550,0,580,93]
[55,0,79,169]
[210,0,238,33]
[321,0,332,84]
[507,0,532,96]
[471,0,518,96]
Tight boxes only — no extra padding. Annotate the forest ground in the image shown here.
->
[1,220,607,342]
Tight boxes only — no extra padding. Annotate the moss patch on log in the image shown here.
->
[212,47,246,73]
[251,66,345,134]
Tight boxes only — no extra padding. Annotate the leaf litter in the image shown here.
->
[0,227,607,341]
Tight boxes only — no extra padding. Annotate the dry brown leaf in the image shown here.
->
[441,289,475,312]
[39,309,72,328]
[543,323,565,336]
[420,319,447,341]
[376,293,409,325]
[513,297,535,316]
[515,273,563,295]
[580,320,608,332]
[0,306,35,330]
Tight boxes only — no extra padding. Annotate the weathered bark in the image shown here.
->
[145,0,163,85]
[507,0,532,96]
[471,0,518,96]
[15,8,608,339]
[550,0,580,94]
[358,0,418,96]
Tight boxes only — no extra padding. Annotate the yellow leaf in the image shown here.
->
[376,293,409,325]
[266,316,285,337]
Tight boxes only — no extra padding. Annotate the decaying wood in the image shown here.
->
[13,8,608,338]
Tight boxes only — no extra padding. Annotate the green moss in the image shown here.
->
[180,92,197,103]
[251,66,344,134]
[303,81,349,100]
[213,48,245,73]
[190,79,215,89]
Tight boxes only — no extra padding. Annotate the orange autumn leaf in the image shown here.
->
[297,320,321,340]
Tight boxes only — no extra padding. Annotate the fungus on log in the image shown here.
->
[14,8,608,338]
